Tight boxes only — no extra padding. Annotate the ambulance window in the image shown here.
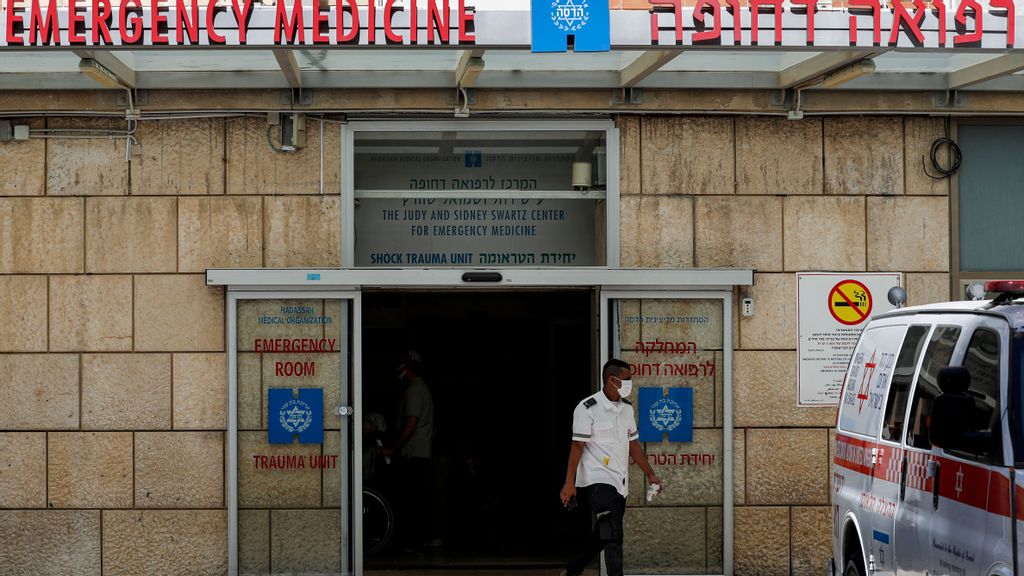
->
[906,325,962,450]
[953,328,1002,463]
[880,325,929,443]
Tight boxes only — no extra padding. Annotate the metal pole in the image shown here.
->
[338,299,352,576]
[722,291,735,576]
[227,292,239,576]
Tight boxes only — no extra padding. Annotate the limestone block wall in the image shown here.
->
[0,116,341,576]
[618,115,951,576]
[0,112,952,576]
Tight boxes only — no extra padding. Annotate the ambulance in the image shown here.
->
[830,281,1024,576]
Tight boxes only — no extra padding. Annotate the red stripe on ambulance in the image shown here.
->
[835,433,1015,519]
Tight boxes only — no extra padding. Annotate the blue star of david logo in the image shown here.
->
[268,388,323,444]
[651,398,683,431]
[552,0,588,31]
[531,0,609,53]
[638,387,693,443]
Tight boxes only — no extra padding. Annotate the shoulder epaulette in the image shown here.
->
[583,398,597,409]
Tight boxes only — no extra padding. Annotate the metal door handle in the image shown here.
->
[899,456,908,501]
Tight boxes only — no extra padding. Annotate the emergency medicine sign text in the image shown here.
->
[1,0,1022,51]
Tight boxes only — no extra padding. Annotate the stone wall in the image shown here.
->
[0,113,951,575]
[618,115,951,576]
[0,116,341,576]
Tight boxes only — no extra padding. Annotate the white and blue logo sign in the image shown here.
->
[268,388,324,444]
[531,0,610,53]
[638,387,693,442]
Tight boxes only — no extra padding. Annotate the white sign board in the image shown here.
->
[354,150,600,267]
[355,198,596,267]
[796,272,903,406]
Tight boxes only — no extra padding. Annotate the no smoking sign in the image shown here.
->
[828,280,872,326]
[797,272,902,406]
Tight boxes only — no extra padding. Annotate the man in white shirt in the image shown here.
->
[559,358,662,576]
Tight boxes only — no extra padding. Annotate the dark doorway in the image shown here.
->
[361,290,594,570]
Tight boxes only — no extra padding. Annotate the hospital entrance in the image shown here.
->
[360,290,595,571]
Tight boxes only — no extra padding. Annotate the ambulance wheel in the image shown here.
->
[844,558,863,576]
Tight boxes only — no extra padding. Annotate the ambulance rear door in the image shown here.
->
[927,316,1011,576]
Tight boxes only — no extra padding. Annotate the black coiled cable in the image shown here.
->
[922,136,962,180]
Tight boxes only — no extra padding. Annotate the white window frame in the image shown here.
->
[341,119,621,268]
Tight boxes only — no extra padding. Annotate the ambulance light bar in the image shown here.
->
[984,280,1024,295]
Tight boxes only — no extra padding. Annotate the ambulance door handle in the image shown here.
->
[931,461,941,510]
[899,455,908,501]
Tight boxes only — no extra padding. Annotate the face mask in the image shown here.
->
[617,378,633,398]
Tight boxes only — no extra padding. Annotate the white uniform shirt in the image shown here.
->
[571,390,639,497]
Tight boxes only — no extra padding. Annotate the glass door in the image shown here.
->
[600,289,734,576]
[228,292,362,576]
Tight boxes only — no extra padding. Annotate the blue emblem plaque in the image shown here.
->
[268,388,324,444]
[638,387,693,443]
[530,0,610,53]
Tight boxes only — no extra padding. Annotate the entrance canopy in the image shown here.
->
[205,268,757,291]
[2,1,1024,93]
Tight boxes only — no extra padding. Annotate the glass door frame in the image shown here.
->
[212,268,750,576]
[600,288,735,576]
[226,289,363,576]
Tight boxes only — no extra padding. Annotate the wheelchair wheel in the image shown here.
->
[363,487,394,555]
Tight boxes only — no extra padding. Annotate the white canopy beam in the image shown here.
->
[73,49,136,89]
[455,49,486,88]
[272,49,302,88]
[948,54,1024,90]
[778,50,881,89]
[619,49,683,87]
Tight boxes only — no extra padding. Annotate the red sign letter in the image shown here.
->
[230,0,252,43]
[6,0,24,45]
[206,0,225,44]
[69,0,87,44]
[848,0,880,45]
[29,0,60,45]
[313,0,329,44]
[176,0,199,44]
[750,0,783,45]
[151,0,169,44]
[888,0,926,46]
[120,0,144,45]
[427,0,449,44]
[990,0,1014,47]
[649,0,683,45]
[384,0,403,43]
[274,0,305,44]
[337,0,359,43]
[692,0,721,43]
[92,0,113,44]
[458,0,474,43]
[954,0,982,45]
[791,0,816,44]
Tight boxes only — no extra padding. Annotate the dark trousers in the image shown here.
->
[566,483,626,576]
